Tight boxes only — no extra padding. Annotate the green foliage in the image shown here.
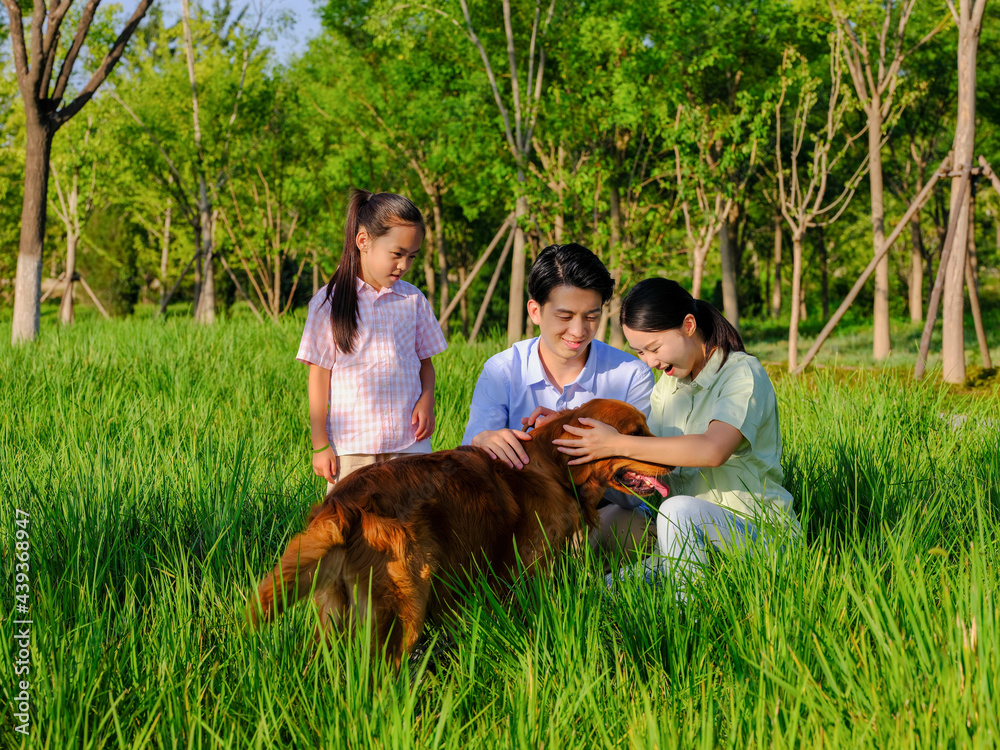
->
[0,53,24,284]
[2,0,998,353]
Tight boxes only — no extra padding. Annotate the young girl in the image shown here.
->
[552,278,798,587]
[297,190,447,490]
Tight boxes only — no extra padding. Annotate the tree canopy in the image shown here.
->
[2,0,998,377]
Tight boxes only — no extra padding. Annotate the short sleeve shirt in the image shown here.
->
[649,349,795,521]
[297,278,447,455]
[462,338,654,444]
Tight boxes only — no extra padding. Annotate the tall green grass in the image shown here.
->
[1,316,998,748]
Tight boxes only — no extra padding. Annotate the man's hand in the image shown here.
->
[521,406,559,430]
[471,428,533,469]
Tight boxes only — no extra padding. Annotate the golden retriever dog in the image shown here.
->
[248,398,670,663]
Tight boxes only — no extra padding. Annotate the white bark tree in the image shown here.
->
[218,167,305,322]
[795,155,950,374]
[404,0,556,344]
[774,39,867,371]
[49,115,98,325]
[830,0,945,360]
[111,0,261,318]
[672,105,757,307]
[2,0,154,342]
[940,0,989,383]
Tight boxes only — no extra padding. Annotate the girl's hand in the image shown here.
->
[552,418,624,465]
[313,447,337,484]
[411,391,435,441]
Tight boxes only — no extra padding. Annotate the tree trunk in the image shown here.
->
[422,235,436,311]
[967,182,979,294]
[58,166,81,325]
[771,216,782,319]
[788,234,803,372]
[272,228,281,318]
[433,191,448,319]
[507,181,528,345]
[194,191,216,324]
[161,197,172,310]
[607,183,624,348]
[818,226,829,319]
[524,230,539,340]
[553,143,565,244]
[182,0,215,326]
[799,276,807,322]
[59,235,78,325]
[458,265,469,338]
[312,247,319,295]
[719,209,740,329]
[908,210,925,323]
[193,240,202,311]
[471,225,515,343]
[867,100,891,360]
[942,21,980,384]
[11,118,54,343]
[691,244,707,300]
[965,193,991,368]
[607,289,624,347]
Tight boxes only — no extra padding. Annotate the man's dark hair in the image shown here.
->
[527,243,614,305]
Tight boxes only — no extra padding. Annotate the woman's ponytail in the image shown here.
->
[325,189,424,354]
[692,298,745,368]
[620,279,746,371]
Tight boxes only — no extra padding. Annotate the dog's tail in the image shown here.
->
[248,506,349,627]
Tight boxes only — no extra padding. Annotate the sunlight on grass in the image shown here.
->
[1,318,998,748]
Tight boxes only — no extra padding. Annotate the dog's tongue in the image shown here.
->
[642,474,670,498]
[633,474,670,497]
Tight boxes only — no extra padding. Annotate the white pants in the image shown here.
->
[653,495,774,583]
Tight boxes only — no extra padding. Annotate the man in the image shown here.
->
[463,243,656,556]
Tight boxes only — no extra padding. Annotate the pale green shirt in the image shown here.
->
[649,349,796,523]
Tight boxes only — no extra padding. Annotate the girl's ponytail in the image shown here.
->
[326,189,370,354]
[620,278,746,371]
[325,189,425,354]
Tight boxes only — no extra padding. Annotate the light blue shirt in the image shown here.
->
[462,338,655,444]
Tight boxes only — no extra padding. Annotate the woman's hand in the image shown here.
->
[313,447,337,483]
[411,391,435,441]
[552,418,624,465]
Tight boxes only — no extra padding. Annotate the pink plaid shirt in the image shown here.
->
[297,278,447,455]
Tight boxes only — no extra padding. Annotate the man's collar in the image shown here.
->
[575,341,599,393]
[525,338,547,385]
[525,337,597,393]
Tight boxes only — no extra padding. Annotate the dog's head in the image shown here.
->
[532,398,672,510]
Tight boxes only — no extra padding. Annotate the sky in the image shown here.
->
[266,0,323,63]
[152,0,324,64]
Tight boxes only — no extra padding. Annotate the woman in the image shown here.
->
[553,278,798,588]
